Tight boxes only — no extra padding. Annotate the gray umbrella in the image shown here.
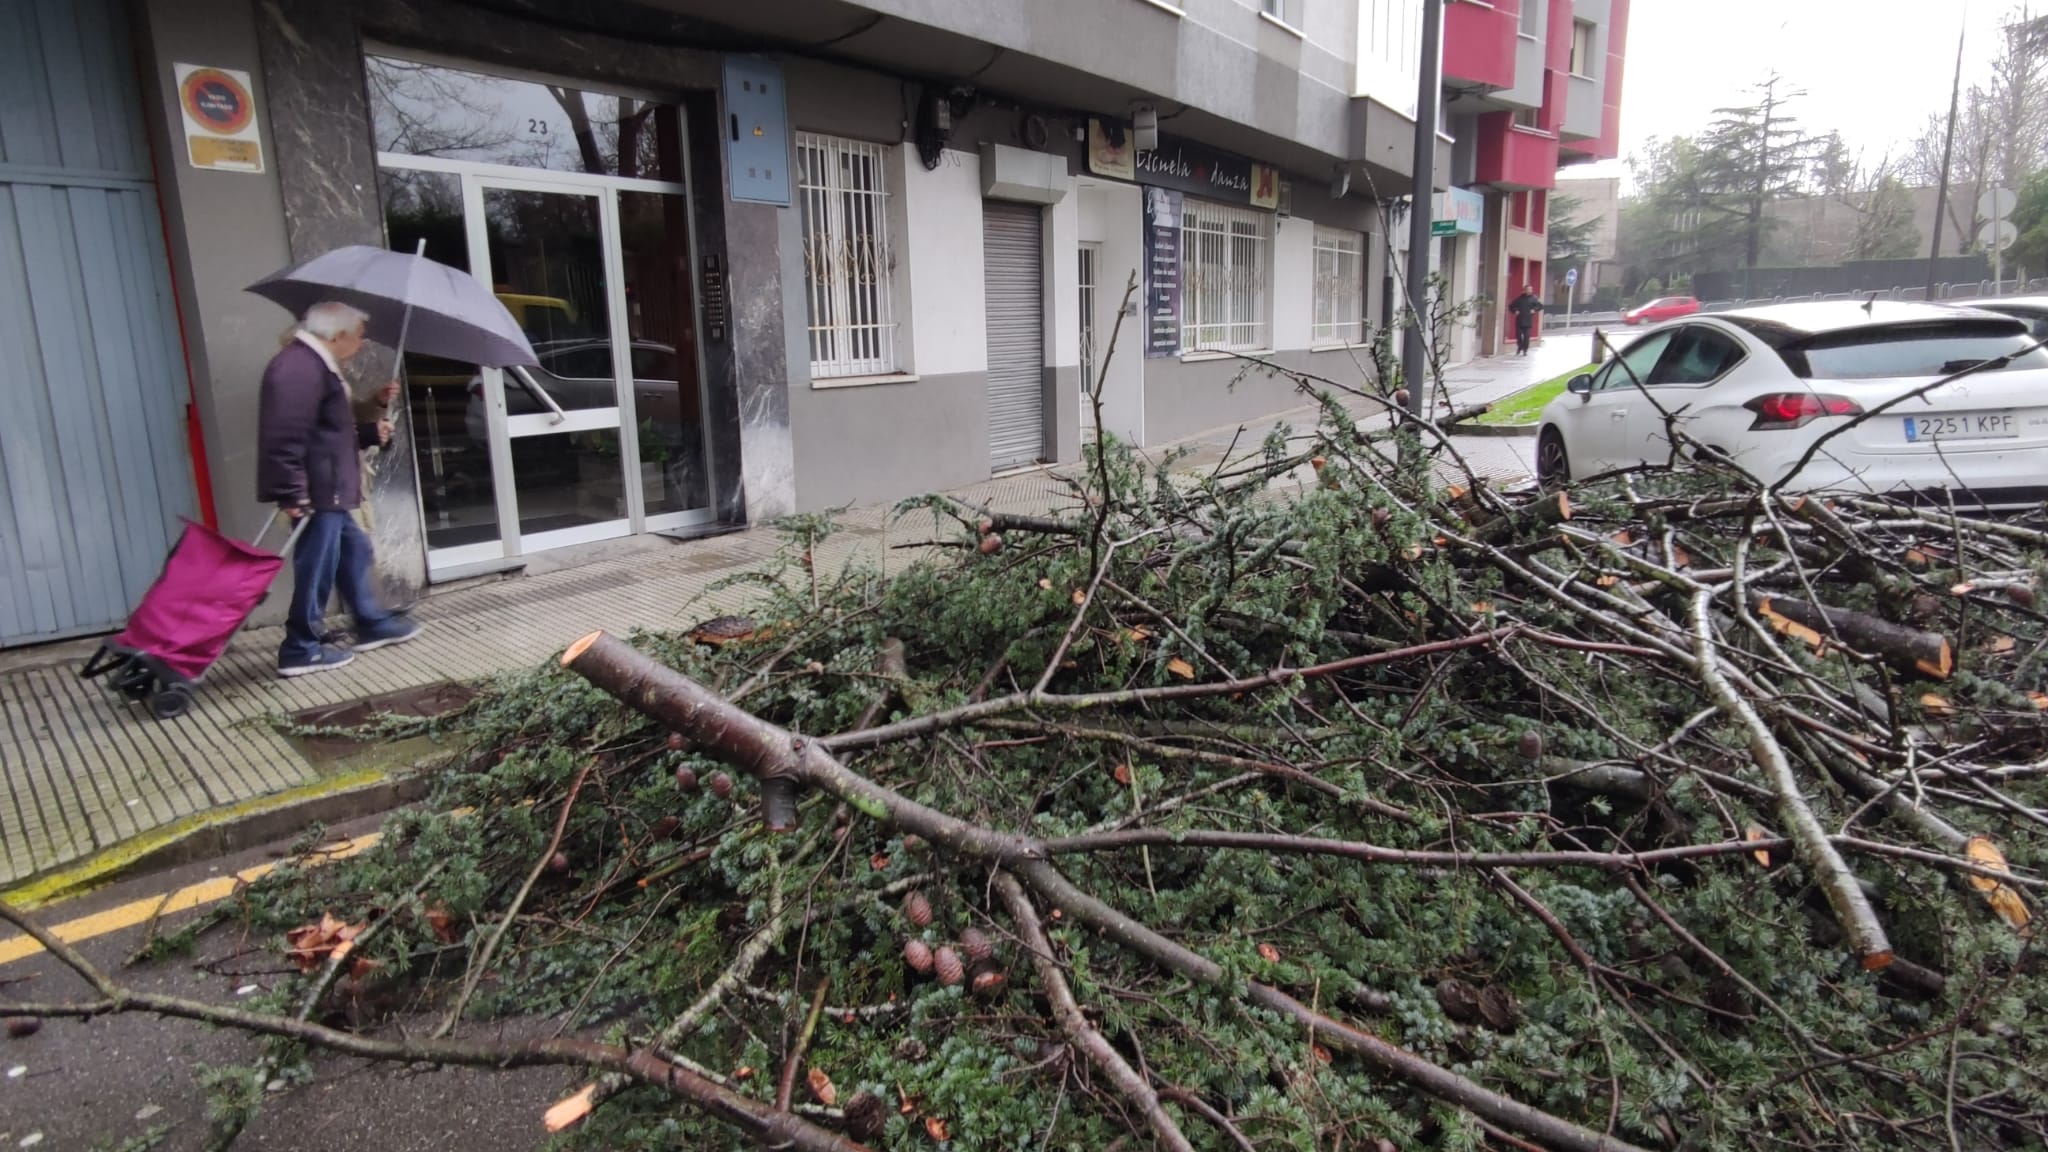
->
[245,243,538,368]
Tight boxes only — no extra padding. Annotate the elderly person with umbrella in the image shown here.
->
[257,300,417,675]
[249,244,537,677]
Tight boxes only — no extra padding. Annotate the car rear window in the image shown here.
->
[1726,319,2048,379]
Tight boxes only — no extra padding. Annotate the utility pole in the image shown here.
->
[1402,0,1443,426]
[1927,7,1968,297]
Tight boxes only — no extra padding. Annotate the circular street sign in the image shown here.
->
[1564,267,1579,287]
[1978,187,2018,220]
[179,69,253,136]
[1979,219,2019,251]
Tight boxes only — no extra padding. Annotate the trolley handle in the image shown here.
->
[252,508,316,557]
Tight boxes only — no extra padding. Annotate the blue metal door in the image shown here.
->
[0,0,196,646]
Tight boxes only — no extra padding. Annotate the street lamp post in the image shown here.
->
[1402,0,1444,426]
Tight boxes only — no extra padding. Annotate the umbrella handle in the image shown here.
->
[383,237,427,431]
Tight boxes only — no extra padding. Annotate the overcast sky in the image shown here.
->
[1562,0,2034,187]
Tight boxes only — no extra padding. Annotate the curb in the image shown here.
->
[1449,421,1539,439]
[0,768,432,910]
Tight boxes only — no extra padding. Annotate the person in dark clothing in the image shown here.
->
[257,301,421,677]
[1508,287,1545,356]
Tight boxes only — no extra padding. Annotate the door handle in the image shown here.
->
[1610,409,1628,420]
[509,366,570,426]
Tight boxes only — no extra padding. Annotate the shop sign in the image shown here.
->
[1436,186,1486,234]
[1089,118,1280,210]
[176,64,264,173]
[1142,187,1183,358]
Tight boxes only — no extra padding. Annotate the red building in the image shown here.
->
[1440,0,1629,354]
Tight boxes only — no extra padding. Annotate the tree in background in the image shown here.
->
[2013,169,2048,278]
[1991,8,2048,205]
[1618,135,1742,286]
[1545,191,1601,282]
[1813,137,1923,263]
[1848,171,1924,260]
[1695,73,1819,271]
[1906,8,2048,257]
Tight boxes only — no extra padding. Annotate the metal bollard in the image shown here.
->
[1590,327,1606,364]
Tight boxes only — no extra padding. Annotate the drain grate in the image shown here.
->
[287,680,478,764]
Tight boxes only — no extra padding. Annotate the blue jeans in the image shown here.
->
[280,510,392,664]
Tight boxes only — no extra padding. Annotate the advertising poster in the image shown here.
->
[1142,186,1182,358]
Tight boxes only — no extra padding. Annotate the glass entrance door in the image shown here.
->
[474,178,631,553]
[378,157,714,578]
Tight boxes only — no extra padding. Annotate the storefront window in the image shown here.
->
[366,55,681,181]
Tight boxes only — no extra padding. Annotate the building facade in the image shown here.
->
[1439,0,1628,354]
[0,0,1623,648]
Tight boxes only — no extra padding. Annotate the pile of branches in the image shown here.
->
[7,378,2048,1152]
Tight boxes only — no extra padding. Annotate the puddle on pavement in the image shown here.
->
[285,681,478,768]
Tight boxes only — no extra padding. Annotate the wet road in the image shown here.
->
[0,818,565,1152]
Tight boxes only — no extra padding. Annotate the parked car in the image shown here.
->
[1959,295,2048,341]
[1534,301,2048,507]
[1623,296,1701,325]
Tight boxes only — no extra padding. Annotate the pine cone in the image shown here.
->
[903,938,934,974]
[650,815,681,841]
[935,946,965,987]
[1477,984,1520,1032]
[708,772,734,799]
[674,766,698,792]
[1435,977,1482,1025]
[959,927,994,963]
[843,1092,888,1142]
[903,891,934,928]
[1517,730,1544,761]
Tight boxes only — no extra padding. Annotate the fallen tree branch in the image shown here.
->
[561,631,1653,1152]
[1685,590,1895,970]
[994,870,1195,1152]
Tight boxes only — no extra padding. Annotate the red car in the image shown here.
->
[1624,296,1701,325]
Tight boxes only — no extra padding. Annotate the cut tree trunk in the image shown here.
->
[1474,490,1572,545]
[1756,596,1953,681]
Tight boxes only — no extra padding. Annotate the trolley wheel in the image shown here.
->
[119,669,156,702]
[149,685,193,721]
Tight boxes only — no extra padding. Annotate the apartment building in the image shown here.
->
[0,0,1624,647]
[1439,0,1630,354]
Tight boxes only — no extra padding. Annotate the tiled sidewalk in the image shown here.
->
[0,352,1554,888]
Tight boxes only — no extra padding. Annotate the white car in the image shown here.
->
[1965,295,2048,341]
[1534,301,2048,505]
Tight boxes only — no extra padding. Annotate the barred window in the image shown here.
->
[1312,226,1365,345]
[796,132,897,378]
[1181,199,1269,352]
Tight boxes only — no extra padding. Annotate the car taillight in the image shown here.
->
[1745,393,1862,430]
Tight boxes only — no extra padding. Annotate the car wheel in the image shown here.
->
[1537,427,1570,488]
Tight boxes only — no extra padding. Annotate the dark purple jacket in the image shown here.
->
[255,340,379,512]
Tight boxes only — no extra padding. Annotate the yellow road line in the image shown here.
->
[0,833,381,967]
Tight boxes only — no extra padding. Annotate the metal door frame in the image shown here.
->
[1078,242,1100,437]
[376,152,717,577]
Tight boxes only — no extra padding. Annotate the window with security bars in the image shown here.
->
[1312,226,1365,345]
[1181,199,1270,352]
[796,132,897,377]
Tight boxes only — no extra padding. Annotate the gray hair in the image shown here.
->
[300,301,370,341]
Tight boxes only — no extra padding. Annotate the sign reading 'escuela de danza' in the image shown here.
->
[1087,118,1279,211]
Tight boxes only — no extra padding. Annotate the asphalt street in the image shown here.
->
[0,818,565,1152]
